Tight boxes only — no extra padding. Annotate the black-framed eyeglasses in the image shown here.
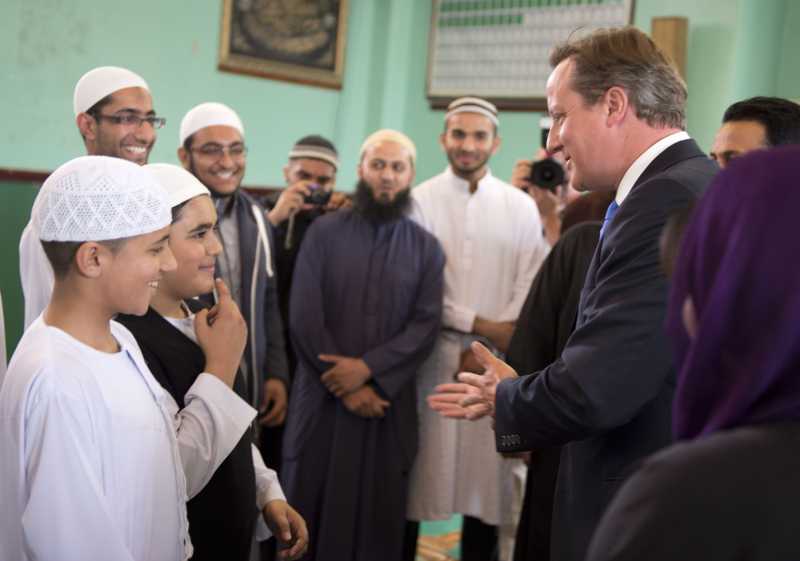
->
[93,113,167,129]
[191,144,248,159]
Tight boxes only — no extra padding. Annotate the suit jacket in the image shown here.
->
[494,139,718,561]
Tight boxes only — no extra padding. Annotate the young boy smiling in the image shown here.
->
[0,156,256,561]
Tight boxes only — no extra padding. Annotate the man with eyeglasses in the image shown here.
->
[19,66,167,328]
[178,103,290,498]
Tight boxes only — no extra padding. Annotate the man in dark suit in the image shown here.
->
[428,27,718,561]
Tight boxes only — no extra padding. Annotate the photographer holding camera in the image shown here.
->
[265,136,349,377]
[510,118,580,246]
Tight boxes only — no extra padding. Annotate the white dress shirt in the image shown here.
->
[0,319,256,561]
[615,131,690,205]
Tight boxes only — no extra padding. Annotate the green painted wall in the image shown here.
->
[1,0,797,355]
[0,181,38,355]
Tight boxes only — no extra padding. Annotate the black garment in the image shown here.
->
[282,209,445,561]
[461,515,497,561]
[117,304,258,561]
[506,222,601,561]
[587,422,800,561]
[494,139,718,561]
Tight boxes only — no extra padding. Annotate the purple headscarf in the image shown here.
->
[666,146,800,440]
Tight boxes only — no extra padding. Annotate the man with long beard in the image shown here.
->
[281,130,445,561]
[406,97,550,561]
[19,66,164,328]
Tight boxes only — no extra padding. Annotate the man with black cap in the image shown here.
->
[19,66,166,328]
[265,135,345,377]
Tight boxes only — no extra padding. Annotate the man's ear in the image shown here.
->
[177,146,190,169]
[604,86,629,127]
[76,113,97,142]
[490,134,501,156]
[438,132,447,152]
[74,242,111,279]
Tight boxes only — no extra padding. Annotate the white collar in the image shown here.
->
[615,131,690,205]
[444,166,494,192]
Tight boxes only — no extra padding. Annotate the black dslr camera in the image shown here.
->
[528,117,565,193]
[304,185,332,206]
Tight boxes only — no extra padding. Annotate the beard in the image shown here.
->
[446,149,491,177]
[353,179,412,223]
[186,155,240,199]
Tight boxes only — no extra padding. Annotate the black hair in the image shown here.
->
[42,238,125,279]
[722,97,800,146]
[79,94,115,141]
[292,134,338,156]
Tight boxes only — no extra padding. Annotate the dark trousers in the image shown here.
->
[461,515,497,561]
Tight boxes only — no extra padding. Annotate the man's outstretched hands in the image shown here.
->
[427,341,518,421]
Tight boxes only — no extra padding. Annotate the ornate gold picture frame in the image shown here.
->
[219,0,348,90]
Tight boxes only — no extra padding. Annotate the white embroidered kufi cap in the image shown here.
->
[445,96,499,126]
[73,66,149,116]
[359,129,417,166]
[145,163,210,208]
[179,102,244,146]
[33,156,171,242]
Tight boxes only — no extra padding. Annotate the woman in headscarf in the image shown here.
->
[586,146,800,560]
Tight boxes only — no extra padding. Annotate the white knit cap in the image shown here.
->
[73,66,150,117]
[144,163,210,208]
[179,102,244,146]
[34,156,171,242]
[445,96,499,126]
[359,129,417,166]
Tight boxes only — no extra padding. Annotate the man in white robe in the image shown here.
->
[20,66,164,328]
[407,97,550,560]
[0,156,256,561]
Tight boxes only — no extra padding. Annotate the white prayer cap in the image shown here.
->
[145,163,210,208]
[359,129,417,167]
[33,156,171,242]
[73,66,150,117]
[445,96,499,126]
[179,102,244,146]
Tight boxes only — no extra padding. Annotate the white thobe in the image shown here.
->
[19,220,54,329]
[0,319,256,561]
[407,167,550,525]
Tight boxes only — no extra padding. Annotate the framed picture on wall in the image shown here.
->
[219,0,348,90]
[427,0,635,110]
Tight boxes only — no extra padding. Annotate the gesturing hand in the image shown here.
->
[342,386,390,418]
[319,354,371,397]
[196,279,248,388]
[427,341,517,421]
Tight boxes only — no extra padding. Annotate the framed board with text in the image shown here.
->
[427,0,635,110]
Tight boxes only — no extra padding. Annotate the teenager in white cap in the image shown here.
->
[116,164,308,561]
[405,97,550,560]
[0,156,256,561]
[20,66,166,329]
[178,102,290,457]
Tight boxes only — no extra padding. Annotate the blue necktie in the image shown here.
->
[599,201,619,239]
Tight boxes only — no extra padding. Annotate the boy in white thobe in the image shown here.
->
[0,156,255,561]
